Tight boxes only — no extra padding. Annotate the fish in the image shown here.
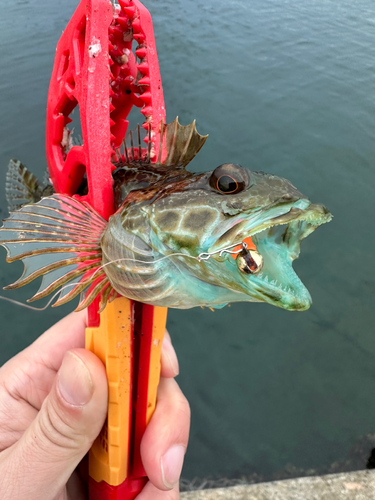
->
[0,118,332,313]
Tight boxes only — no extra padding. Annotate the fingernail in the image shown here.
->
[162,335,179,376]
[58,352,94,406]
[161,444,185,488]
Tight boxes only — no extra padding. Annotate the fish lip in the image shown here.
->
[244,204,330,307]
[208,200,331,254]
[249,262,313,310]
[206,201,331,309]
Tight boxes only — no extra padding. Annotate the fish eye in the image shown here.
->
[209,163,249,194]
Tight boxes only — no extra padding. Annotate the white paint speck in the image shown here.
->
[88,37,101,58]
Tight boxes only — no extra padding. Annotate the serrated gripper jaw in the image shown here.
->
[109,0,166,163]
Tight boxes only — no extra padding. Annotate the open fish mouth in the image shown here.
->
[210,201,332,311]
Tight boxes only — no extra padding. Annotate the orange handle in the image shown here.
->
[86,298,167,489]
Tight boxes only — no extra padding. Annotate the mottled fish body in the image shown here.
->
[0,119,331,312]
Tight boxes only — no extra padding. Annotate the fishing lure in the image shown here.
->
[0,119,331,312]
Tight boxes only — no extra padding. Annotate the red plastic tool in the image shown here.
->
[46,0,168,498]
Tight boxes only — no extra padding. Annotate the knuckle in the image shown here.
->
[164,395,190,423]
[168,380,190,416]
[176,394,190,420]
[36,398,82,452]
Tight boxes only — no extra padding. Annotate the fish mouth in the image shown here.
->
[209,201,332,311]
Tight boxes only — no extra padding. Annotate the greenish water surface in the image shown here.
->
[0,0,375,482]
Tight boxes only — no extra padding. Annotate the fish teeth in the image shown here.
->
[259,275,297,295]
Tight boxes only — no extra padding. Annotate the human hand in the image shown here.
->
[0,311,190,500]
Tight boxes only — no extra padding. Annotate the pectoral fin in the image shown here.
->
[0,194,113,312]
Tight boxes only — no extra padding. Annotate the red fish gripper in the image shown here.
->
[45,1,168,499]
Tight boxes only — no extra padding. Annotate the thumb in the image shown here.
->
[1,349,108,500]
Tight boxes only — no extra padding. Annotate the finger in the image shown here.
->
[0,348,107,500]
[141,378,190,491]
[160,330,179,378]
[135,481,179,500]
[0,311,88,414]
[32,309,88,367]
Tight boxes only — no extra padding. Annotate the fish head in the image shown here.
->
[141,163,332,311]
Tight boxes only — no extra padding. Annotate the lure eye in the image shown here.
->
[209,163,249,194]
[236,248,263,275]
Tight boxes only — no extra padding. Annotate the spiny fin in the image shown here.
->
[0,194,112,312]
[158,118,208,167]
[6,160,43,211]
[118,118,208,169]
[5,159,54,211]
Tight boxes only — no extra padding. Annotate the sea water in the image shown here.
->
[0,0,375,482]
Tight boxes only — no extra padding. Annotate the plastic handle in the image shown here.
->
[86,300,167,497]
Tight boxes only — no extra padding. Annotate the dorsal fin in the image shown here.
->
[117,118,208,169]
[157,118,208,167]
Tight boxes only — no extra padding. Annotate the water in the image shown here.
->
[1,0,375,482]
